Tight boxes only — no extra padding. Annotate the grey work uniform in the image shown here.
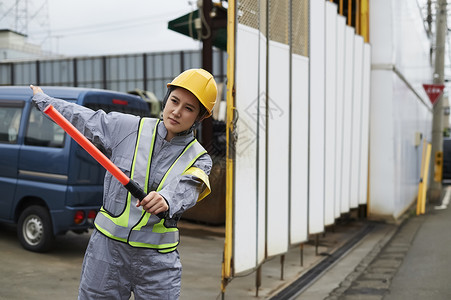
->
[32,93,212,300]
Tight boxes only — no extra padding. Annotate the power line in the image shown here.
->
[30,9,188,36]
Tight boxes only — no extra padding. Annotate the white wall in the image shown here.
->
[369,0,433,219]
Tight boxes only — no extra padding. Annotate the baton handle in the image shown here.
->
[124,180,148,201]
[125,180,166,219]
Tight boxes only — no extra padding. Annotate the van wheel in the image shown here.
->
[17,205,55,252]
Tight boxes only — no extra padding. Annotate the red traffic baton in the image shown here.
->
[43,104,165,218]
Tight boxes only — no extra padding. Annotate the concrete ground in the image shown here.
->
[0,223,88,299]
[5,199,449,300]
[316,186,451,300]
[0,216,378,300]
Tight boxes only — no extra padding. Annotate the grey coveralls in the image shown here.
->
[32,93,212,300]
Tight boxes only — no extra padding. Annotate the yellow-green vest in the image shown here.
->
[94,118,210,252]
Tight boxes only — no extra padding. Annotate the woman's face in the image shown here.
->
[163,87,201,141]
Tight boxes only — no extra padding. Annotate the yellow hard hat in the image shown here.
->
[167,68,217,117]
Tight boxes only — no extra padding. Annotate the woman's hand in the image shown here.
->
[30,85,43,95]
[136,191,169,215]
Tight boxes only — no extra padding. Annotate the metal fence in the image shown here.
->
[0,49,227,100]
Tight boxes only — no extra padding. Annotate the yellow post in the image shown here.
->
[221,0,235,293]
[417,140,427,215]
[434,151,443,182]
[360,0,370,42]
[421,143,432,214]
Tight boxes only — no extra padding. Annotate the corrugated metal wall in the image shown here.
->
[0,49,227,100]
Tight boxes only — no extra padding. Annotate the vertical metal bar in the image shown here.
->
[101,56,107,89]
[339,0,343,15]
[315,234,319,256]
[73,58,78,87]
[219,49,225,86]
[180,50,185,73]
[288,0,293,249]
[201,0,213,148]
[348,0,352,26]
[256,266,262,297]
[143,53,147,91]
[280,254,285,280]
[10,63,14,85]
[264,0,270,261]
[201,0,213,72]
[36,60,40,85]
[302,243,305,265]
[151,54,156,95]
[255,0,262,273]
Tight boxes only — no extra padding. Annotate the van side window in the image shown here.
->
[0,105,22,144]
[25,106,65,148]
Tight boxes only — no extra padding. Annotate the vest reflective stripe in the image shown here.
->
[128,139,207,248]
[94,118,207,250]
[129,219,179,248]
[95,118,159,244]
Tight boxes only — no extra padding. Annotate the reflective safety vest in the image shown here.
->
[94,118,210,252]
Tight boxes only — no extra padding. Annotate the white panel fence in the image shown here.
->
[231,0,371,277]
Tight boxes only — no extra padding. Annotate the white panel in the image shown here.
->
[370,0,394,65]
[349,35,364,209]
[359,43,371,205]
[308,0,325,234]
[341,26,354,213]
[369,70,395,216]
[233,24,260,274]
[335,16,346,219]
[267,40,290,257]
[369,0,433,219]
[290,54,309,244]
[324,2,337,226]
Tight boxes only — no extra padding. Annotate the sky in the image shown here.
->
[2,0,203,56]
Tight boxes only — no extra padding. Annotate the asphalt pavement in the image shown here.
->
[384,199,451,299]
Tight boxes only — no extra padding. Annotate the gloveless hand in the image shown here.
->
[136,191,169,215]
[30,85,44,95]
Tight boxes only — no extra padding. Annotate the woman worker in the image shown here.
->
[30,68,217,299]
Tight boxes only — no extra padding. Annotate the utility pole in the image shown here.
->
[430,0,447,203]
[427,0,433,37]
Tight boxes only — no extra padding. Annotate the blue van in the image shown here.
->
[0,86,150,252]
